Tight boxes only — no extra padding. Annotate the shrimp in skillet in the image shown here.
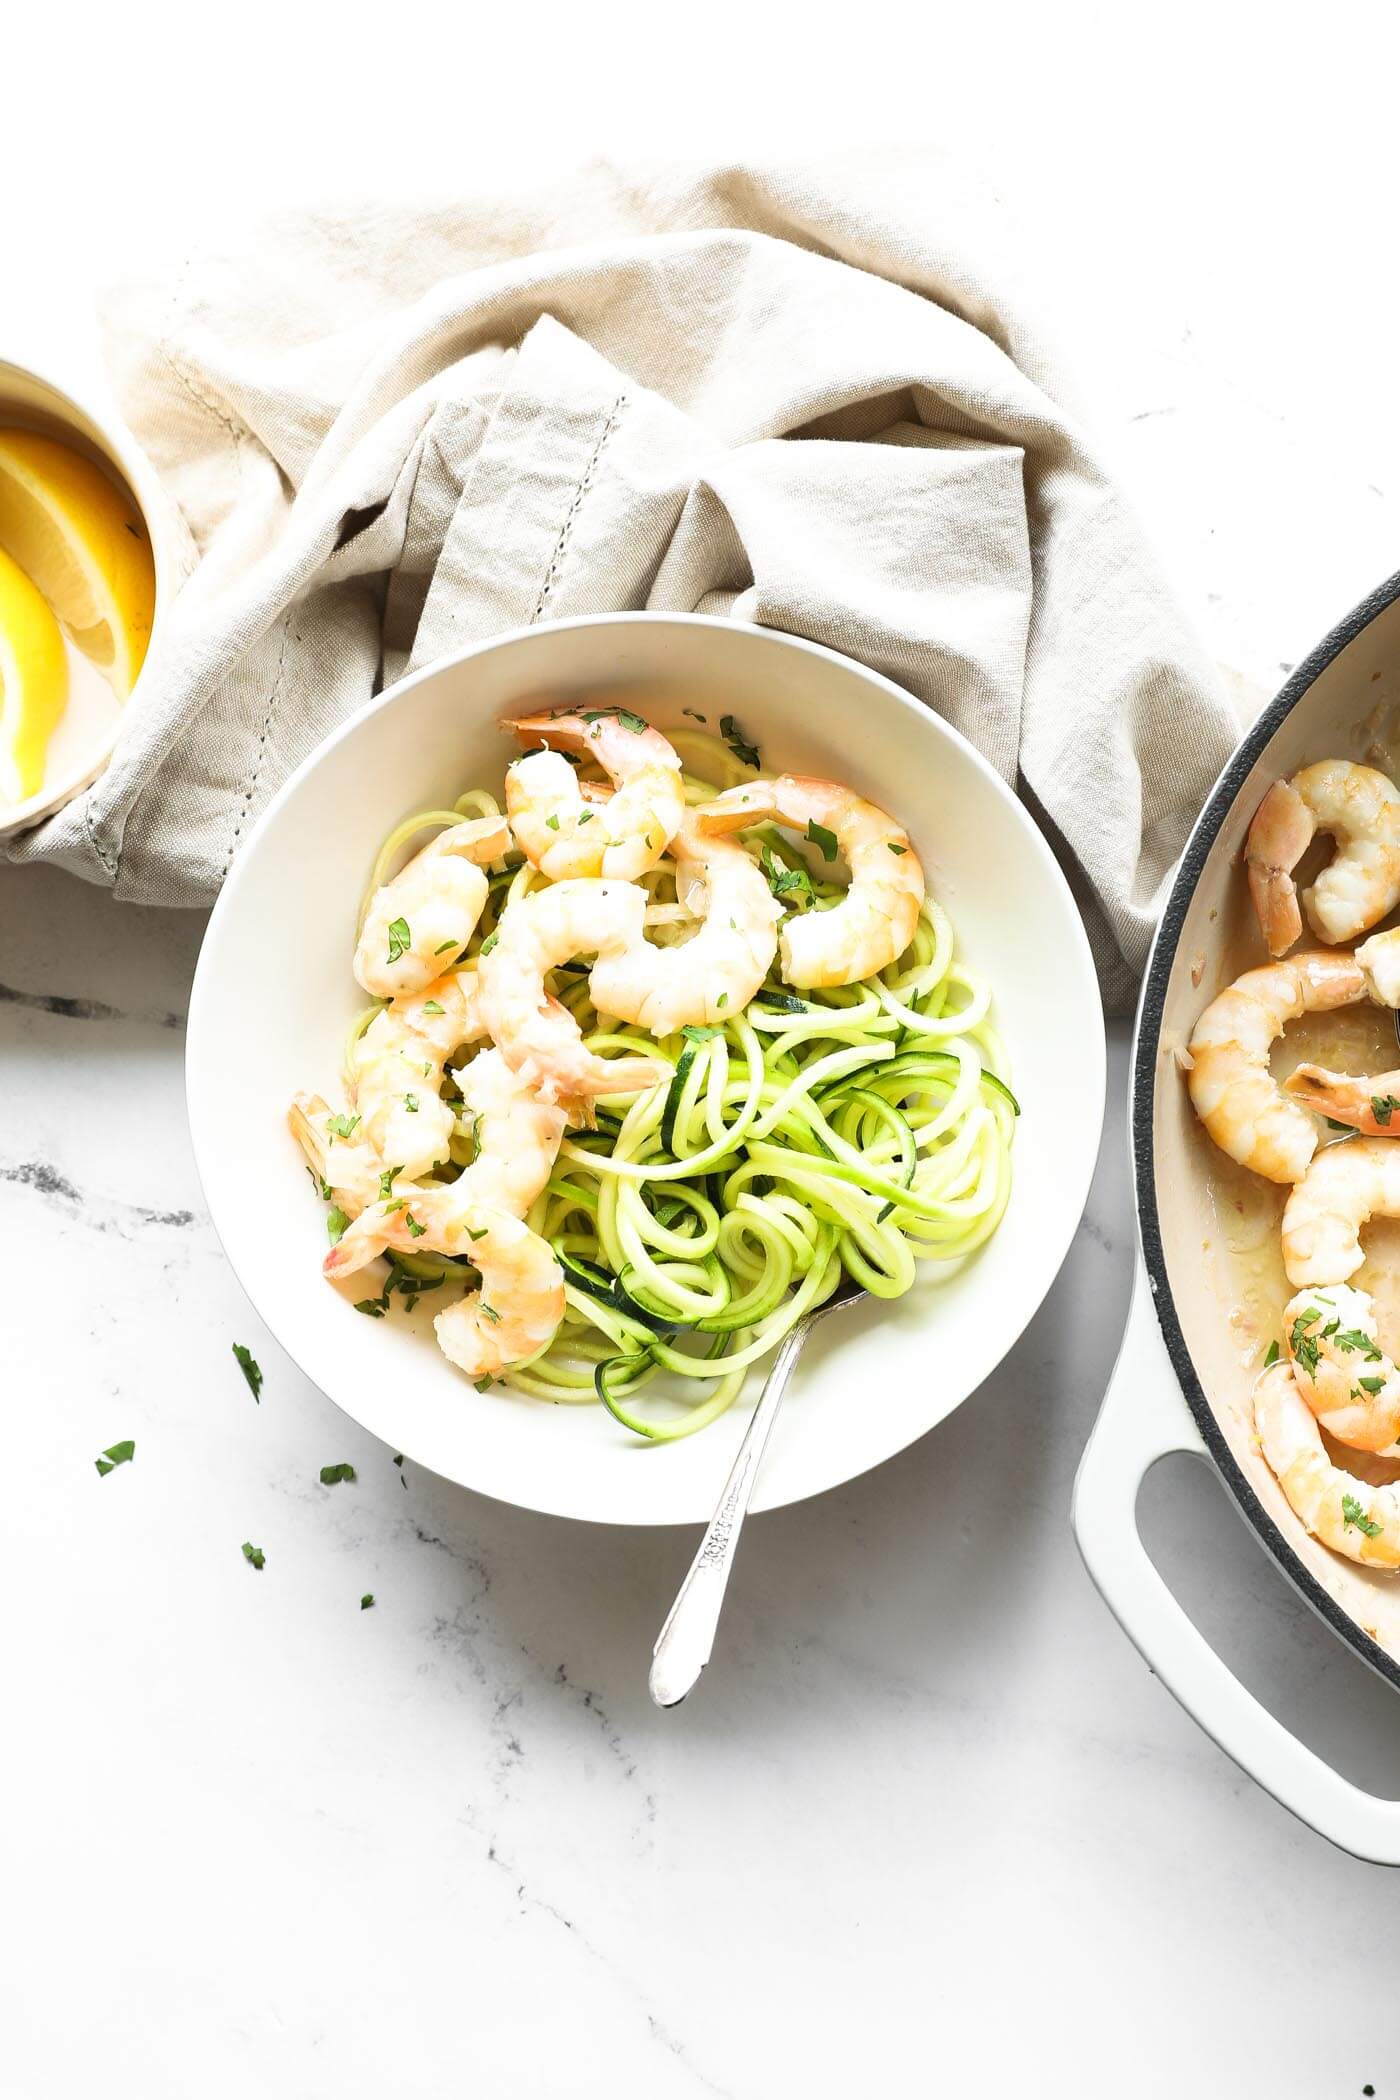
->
[1185,951,1367,1182]
[354,814,508,1000]
[1281,1284,1400,1455]
[504,707,684,883]
[327,1049,569,1274]
[348,971,486,1182]
[1254,1359,1400,1570]
[695,775,923,988]
[476,878,670,1106]
[1245,760,1400,956]
[325,1187,564,1379]
[1280,1136,1400,1286]
[590,810,781,1036]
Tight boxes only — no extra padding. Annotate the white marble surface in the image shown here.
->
[9,7,1400,2094]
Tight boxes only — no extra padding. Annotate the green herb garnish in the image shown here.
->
[761,844,813,907]
[481,1304,501,1324]
[433,940,458,957]
[1335,1328,1383,1360]
[385,916,412,965]
[354,1298,387,1318]
[360,1593,375,1610]
[319,1463,356,1485]
[1373,1095,1400,1126]
[682,708,707,723]
[94,1439,135,1477]
[326,1206,349,1244]
[232,1343,263,1401]
[404,1094,419,1114]
[682,1025,721,1042]
[406,1214,426,1238]
[327,1113,360,1141]
[1343,1494,1383,1538]
[806,818,838,862]
[474,1376,493,1392]
[720,714,760,769]
[1289,1306,1323,1379]
[479,931,498,958]
[1263,1339,1281,1367]
[887,841,907,855]
[546,814,560,831]
[1359,1375,1386,1394]
[578,811,594,825]
[241,1541,266,1570]
[421,999,445,1016]
[378,1166,401,1201]
[616,708,648,734]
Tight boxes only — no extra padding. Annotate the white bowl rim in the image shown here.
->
[186,611,1107,1526]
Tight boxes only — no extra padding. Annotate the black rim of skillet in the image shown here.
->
[1134,564,1400,1696]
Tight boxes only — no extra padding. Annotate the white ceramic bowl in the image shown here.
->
[0,355,183,838]
[187,615,1105,1525]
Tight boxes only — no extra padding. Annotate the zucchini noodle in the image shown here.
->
[331,731,1017,1442]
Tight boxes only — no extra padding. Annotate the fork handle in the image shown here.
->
[649,1316,814,1707]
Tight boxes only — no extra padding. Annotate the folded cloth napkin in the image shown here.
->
[6,151,1237,1010]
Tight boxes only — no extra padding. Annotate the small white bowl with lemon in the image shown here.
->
[0,356,175,836]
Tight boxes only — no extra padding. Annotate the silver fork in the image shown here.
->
[648,1273,867,1708]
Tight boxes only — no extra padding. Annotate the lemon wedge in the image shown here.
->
[0,428,155,698]
[0,545,69,804]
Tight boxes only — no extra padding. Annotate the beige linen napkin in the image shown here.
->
[5,152,1238,1010]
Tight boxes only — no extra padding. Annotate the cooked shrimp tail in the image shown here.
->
[1283,1064,1400,1137]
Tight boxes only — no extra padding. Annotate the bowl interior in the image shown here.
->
[1145,578,1400,1677]
[187,615,1105,1525]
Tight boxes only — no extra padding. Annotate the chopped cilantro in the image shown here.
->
[481,1304,502,1324]
[719,714,760,769]
[385,916,412,965]
[434,940,458,956]
[467,1225,490,1242]
[1360,1375,1386,1394]
[761,843,813,907]
[421,998,445,1015]
[1335,1328,1383,1360]
[1325,1117,1356,1134]
[682,1025,721,1042]
[806,818,838,862]
[682,708,707,723]
[479,931,498,958]
[307,1167,333,1200]
[406,1214,426,1238]
[546,814,560,831]
[887,841,907,856]
[1343,1494,1383,1538]
[361,1593,375,1610]
[578,811,594,825]
[241,1541,266,1570]
[354,1298,387,1318]
[1263,1339,1280,1367]
[404,1094,419,1114]
[378,1166,401,1201]
[327,1112,360,1142]
[616,708,648,735]
[319,1462,356,1485]
[94,1438,135,1477]
[326,1206,349,1244]
[232,1343,263,1401]
[1289,1307,1322,1379]
[716,993,728,1009]
[392,1453,404,1466]
[474,1375,493,1392]
[1373,1095,1400,1126]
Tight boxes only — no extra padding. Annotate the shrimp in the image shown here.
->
[324,1186,564,1378]
[695,774,923,988]
[589,811,781,1035]
[348,971,486,1181]
[1245,760,1400,956]
[288,1091,385,1216]
[476,878,670,1106]
[354,814,508,999]
[327,1049,570,1280]
[1280,1135,1400,1284]
[1254,1359,1400,1570]
[1281,1285,1400,1454]
[1185,951,1367,1182]
[1283,1063,1400,1137]
[503,707,684,882]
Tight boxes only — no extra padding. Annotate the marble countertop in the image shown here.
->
[10,13,1400,2094]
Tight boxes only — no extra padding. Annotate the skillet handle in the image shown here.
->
[1074,1262,1400,1864]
